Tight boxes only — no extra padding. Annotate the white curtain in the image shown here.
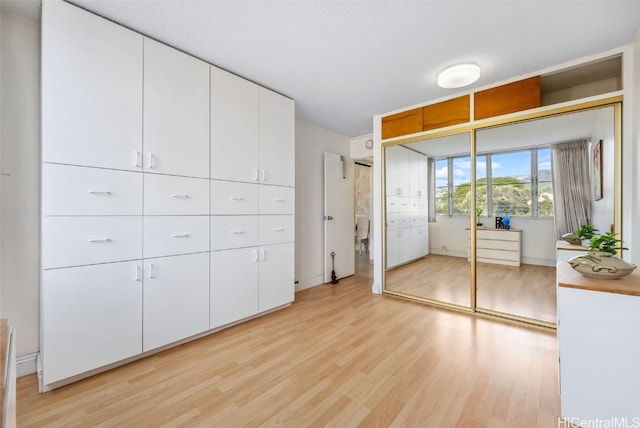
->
[551,139,591,238]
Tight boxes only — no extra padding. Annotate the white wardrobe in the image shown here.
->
[41,0,294,390]
[385,145,429,269]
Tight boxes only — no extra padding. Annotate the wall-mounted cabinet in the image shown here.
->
[380,55,622,141]
[41,0,294,391]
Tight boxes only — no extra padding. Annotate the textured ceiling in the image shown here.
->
[5,1,640,137]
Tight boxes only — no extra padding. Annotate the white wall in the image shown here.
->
[0,9,41,359]
[590,108,615,235]
[350,134,373,159]
[295,119,351,291]
[630,33,640,265]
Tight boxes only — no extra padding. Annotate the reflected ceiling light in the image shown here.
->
[437,63,481,89]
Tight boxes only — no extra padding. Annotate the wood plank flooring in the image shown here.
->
[17,275,561,427]
[386,254,556,323]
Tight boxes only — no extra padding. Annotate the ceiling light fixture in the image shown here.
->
[437,63,481,89]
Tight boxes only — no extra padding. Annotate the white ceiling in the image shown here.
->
[4,0,640,137]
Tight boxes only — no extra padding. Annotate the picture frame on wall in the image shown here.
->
[593,139,603,201]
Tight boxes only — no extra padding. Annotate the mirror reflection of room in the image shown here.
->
[384,105,615,324]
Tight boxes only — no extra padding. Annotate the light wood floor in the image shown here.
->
[17,275,560,427]
[386,254,556,323]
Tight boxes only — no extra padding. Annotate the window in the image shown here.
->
[434,147,553,218]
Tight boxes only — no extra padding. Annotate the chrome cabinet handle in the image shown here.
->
[170,233,190,238]
[171,194,190,199]
[251,169,258,181]
[252,250,258,262]
[272,198,285,203]
[272,227,285,232]
[259,169,266,181]
[147,153,154,169]
[229,196,244,201]
[88,191,112,196]
[87,238,111,243]
[134,265,141,281]
[229,230,244,235]
[147,263,154,279]
[259,248,265,261]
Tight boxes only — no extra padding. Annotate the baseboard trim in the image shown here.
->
[522,257,556,267]
[429,248,467,258]
[16,352,38,378]
[295,275,324,292]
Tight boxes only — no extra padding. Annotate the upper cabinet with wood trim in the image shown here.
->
[380,54,622,140]
[474,76,541,120]
[42,0,143,171]
[143,38,210,179]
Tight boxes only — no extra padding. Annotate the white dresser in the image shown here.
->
[41,0,294,390]
[467,228,522,266]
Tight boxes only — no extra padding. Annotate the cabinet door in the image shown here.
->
[418,155,429,198]
[143,253,210,351]
[144,174,209,215]
[258,243,294,312]
[258,88,295,187]
[42,0,142,171]
[42,216,142,269]
[210,248,259,329]
[143,216,209,258]
[409,151,422,197]
[397,147,411,196]
[211,180,259,215]
[42,261,143,385]
[210,66,259,182]
[143,38,209,178]
[557,287,640,421]
[410,226,428,259]
[43,164,142,216]
[385,145,399,196]
[211,216,259,251]
[398,229,412,265]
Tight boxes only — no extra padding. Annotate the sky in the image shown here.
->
[436,148,551,187]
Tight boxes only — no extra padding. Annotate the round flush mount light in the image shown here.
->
[437,63,481,89]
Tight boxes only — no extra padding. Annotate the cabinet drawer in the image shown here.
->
[144,174,209,215]
[143,216,209,258]
[477,230,520,242]
[259,215,294,245]
[477,248,520,262]
[211,180,258,215]
[43,163,142,216]
[211,216,259,250]
[477,239,520,251]
[259,186,294,215]
[410,215,428,228]
[43,216,142,269]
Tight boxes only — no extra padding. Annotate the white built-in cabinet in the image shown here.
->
[385,146,429,269]
[556,264,640,422]
[41,0,294,390]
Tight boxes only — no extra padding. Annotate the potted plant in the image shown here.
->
[588,232,627,255]
[577,224,598,247]
[475,207,483,226]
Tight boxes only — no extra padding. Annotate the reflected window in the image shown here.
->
[435,159,449,215]
[434,148,553,218]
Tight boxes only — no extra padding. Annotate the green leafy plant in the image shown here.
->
[577,224,598,240]
[588,232,627,255]
[475,207,483,225]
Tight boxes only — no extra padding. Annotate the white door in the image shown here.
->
[143,253,210,351]
[143,38,210,178]
[324,152,355,282]
[42,261,143,385]
[42,0,143,171]
[259,88,295,187]
[258,243,295,312]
